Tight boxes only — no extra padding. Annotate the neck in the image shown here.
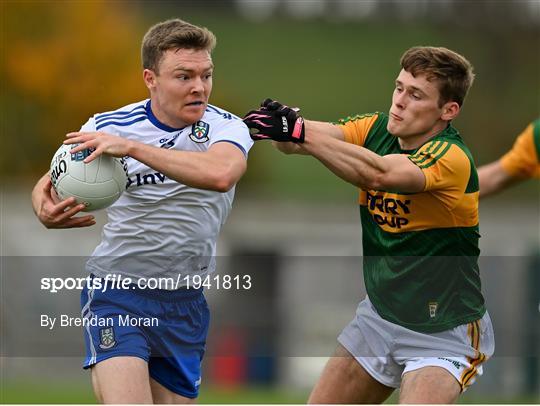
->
[398,121,449,150]
[149,98,188,129]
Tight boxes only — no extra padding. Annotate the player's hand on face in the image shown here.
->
[243,98,305,143]
[64,131,134,163]
[36,177,96,229]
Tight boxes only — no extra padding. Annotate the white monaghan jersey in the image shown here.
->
[84,99,253,284]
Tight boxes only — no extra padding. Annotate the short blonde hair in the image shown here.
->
[142,19,216,73]
[401,46,475,107]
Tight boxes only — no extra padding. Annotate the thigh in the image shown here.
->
[308,344,395,404]
[147,290,210,399]
[92,356,153,404]
[81,285,151,370]
[81,285,154,403]
[395,312,495,393]
[337,297,404,388]
[400,366,460,404]
[150,378,196,404]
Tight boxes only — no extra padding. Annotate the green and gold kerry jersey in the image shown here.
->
[500,119,540,179]
[338,112,485,333]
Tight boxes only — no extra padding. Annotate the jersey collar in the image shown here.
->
[145,100,188,133]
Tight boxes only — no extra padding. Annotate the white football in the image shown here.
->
[49,143,128,212]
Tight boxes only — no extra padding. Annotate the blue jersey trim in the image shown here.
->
[95,105,145,122]
[96,115,147,130]
[206,104,237,120]
[206,105,222,114]
[145,100,186,133]
[96,110,146,125]
[212,140,247,156]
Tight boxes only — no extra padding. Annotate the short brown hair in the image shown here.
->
[142,19,216,72]
[400,46,475,107]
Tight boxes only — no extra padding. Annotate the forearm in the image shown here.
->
[32,172,50,215]
[305,120,346,141]
[128,142,243,192]
[478,160,518,198]
[300,126,389,189]
[273,120,343,155]
[64,131,246,193]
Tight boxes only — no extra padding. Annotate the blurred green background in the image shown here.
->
[2,0,539,201]
[1,0,539,404]
[2,380,538,404]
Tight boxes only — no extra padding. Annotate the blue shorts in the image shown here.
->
[81,279,209,399]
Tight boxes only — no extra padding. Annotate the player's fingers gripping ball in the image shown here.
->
[243,99,305,143]
[49,143,128,211]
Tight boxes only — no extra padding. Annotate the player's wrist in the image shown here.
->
[300,120,317,146]
[125,139,140,158]
[289,115,305,143]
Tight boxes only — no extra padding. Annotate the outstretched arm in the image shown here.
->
[273,120,345,155]
[243,99,345,155]
[479,121,539,198]
[299,129,425,192]
[243,98,423,192]
[478,160,520,198]
[65,132,247,192]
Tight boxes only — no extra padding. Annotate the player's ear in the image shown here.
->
[143,69,157,90]
[441,101,460,122]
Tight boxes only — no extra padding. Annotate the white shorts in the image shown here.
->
[338,296,495,391]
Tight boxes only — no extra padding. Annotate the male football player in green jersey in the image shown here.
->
[244,46,494,403]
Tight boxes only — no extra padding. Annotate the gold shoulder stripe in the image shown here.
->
[418,142,452,169]
[337,112,378,125]
[410,141,441,163]
[410,140,438,158]
[411,141,448,166]
[411,141,447,165]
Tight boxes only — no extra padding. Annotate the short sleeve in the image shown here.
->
[208,119,254,157]
[500,122,540,179]
[337,113,380,147]
[80,116,96,132]
[409,141,471,208]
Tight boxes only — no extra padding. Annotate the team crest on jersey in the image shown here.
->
[99,327,116,349]
[428,302,438,318]
[189,121,210,143]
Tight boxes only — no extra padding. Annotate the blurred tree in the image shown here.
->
[1,1,537,201]
[1,1,146,179]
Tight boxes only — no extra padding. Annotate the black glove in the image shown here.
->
[243,99,305,143]
[260,98,292,112]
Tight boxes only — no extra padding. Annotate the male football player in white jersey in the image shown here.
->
[31,19,253,404]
